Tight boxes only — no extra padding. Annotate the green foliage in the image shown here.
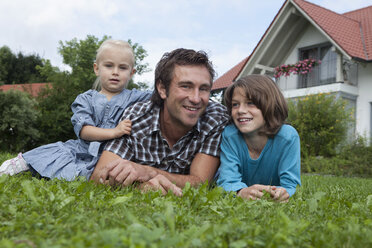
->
[34,35,150,145]
[0,173,371,247]
[0,45,47,84]
[0,90,40,152]
[303,136,372,177]
[287,93,352,157]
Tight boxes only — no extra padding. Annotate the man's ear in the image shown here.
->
[93,63,99,76]
[156,80,167,99]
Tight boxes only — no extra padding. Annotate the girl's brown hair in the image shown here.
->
[224,74,288,137]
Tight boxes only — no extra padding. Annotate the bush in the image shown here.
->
[287,93,352,157]
[302,136,372,177]
[0,90,41,152]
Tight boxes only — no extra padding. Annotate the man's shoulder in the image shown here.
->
[200,101,229,126]
[195,101,229,136]
[122,100,153,120]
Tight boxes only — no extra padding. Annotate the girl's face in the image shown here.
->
[94,46,135,98]
[231,87,265,138]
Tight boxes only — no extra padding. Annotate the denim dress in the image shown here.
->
[23,89,152,181]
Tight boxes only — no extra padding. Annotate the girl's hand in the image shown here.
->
[114,119,132,138]
[272,187,289,202]
[237,184,275,200]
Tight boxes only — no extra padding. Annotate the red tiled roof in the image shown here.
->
[212,0,372,90]
[343,6,372,59]
[293,0,371,60]
[212,56,249,91]
[0,83,51,97]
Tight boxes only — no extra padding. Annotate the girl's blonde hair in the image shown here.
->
[93,39,135,90]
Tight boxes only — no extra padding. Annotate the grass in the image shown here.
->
[0,171,371,247]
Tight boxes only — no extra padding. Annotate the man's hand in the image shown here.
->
[99,158,156,187]
[139,175,183,197]
[237,184,275,200]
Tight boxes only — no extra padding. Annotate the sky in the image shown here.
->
[0,0,370,87]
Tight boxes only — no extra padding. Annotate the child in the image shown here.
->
[0,39,151,181]
[216,75,301,202]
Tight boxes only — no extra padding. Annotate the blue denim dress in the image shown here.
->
[23,89,151,180]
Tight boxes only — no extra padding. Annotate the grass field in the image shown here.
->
[0,171,371,247]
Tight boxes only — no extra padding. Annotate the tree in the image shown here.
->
[0,46,16,84]
[0,46,47,84]
[35,35,151,146]
[0,90,40,152]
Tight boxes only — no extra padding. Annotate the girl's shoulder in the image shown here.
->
[72,89,96,105]
[75,89,98,101]
[222,123,240,138]
[275,124,299,141]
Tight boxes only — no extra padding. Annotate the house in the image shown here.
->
[212,0,372,140]
[0,83,51,97]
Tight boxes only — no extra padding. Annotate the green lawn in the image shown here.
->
[0,172,371,247]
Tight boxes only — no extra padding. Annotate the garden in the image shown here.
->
[0,169,371,247]
[1,36,371,247]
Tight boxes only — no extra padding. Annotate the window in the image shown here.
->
[298,43,337,88]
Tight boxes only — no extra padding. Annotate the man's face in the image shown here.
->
[158,65,211,132]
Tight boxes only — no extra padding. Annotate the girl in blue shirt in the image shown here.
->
[217,75,301,202]
[0,39,151,180]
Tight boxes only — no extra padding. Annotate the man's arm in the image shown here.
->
[92,151,219,188]
[152,153,219,187]
[90,150,123,183]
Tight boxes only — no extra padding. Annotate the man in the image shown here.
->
[90,48,229,195]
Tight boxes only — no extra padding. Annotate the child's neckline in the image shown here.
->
[243,135,269,160]
[98,89,125,101]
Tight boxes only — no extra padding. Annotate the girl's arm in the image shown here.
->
[80,119,131,141]
[277,127,302,197]
[216,131,248,192]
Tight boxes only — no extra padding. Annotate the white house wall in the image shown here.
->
[276,24,372,140]
[356,63,372,138]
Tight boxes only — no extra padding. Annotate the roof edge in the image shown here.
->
[292,0,355,60]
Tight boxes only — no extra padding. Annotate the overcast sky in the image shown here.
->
[0,0,370,87]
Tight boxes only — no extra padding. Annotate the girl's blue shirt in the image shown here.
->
[216,123,301,196]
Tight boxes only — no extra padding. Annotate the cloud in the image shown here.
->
[1,0,370,86]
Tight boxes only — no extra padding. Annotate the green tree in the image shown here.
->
[287,93,353,157]
[0,46,16,84]
[0,90,40,152]
[0,46,47,84]
[35,35,150,145]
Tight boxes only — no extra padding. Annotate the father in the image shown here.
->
[90,48,229,195]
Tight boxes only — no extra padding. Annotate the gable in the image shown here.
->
[212,0,372,91]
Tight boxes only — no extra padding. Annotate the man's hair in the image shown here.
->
[151,48,215,106]
[224,74,288,137]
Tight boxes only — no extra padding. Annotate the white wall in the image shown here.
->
[276,24,372,140]
[355,63,372,138]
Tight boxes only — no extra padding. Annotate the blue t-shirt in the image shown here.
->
[216,124,301,196]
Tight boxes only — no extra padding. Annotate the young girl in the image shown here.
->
[0,39,151,180]
[216,75,301,202]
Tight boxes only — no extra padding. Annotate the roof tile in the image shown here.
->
[0,83,51,97]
